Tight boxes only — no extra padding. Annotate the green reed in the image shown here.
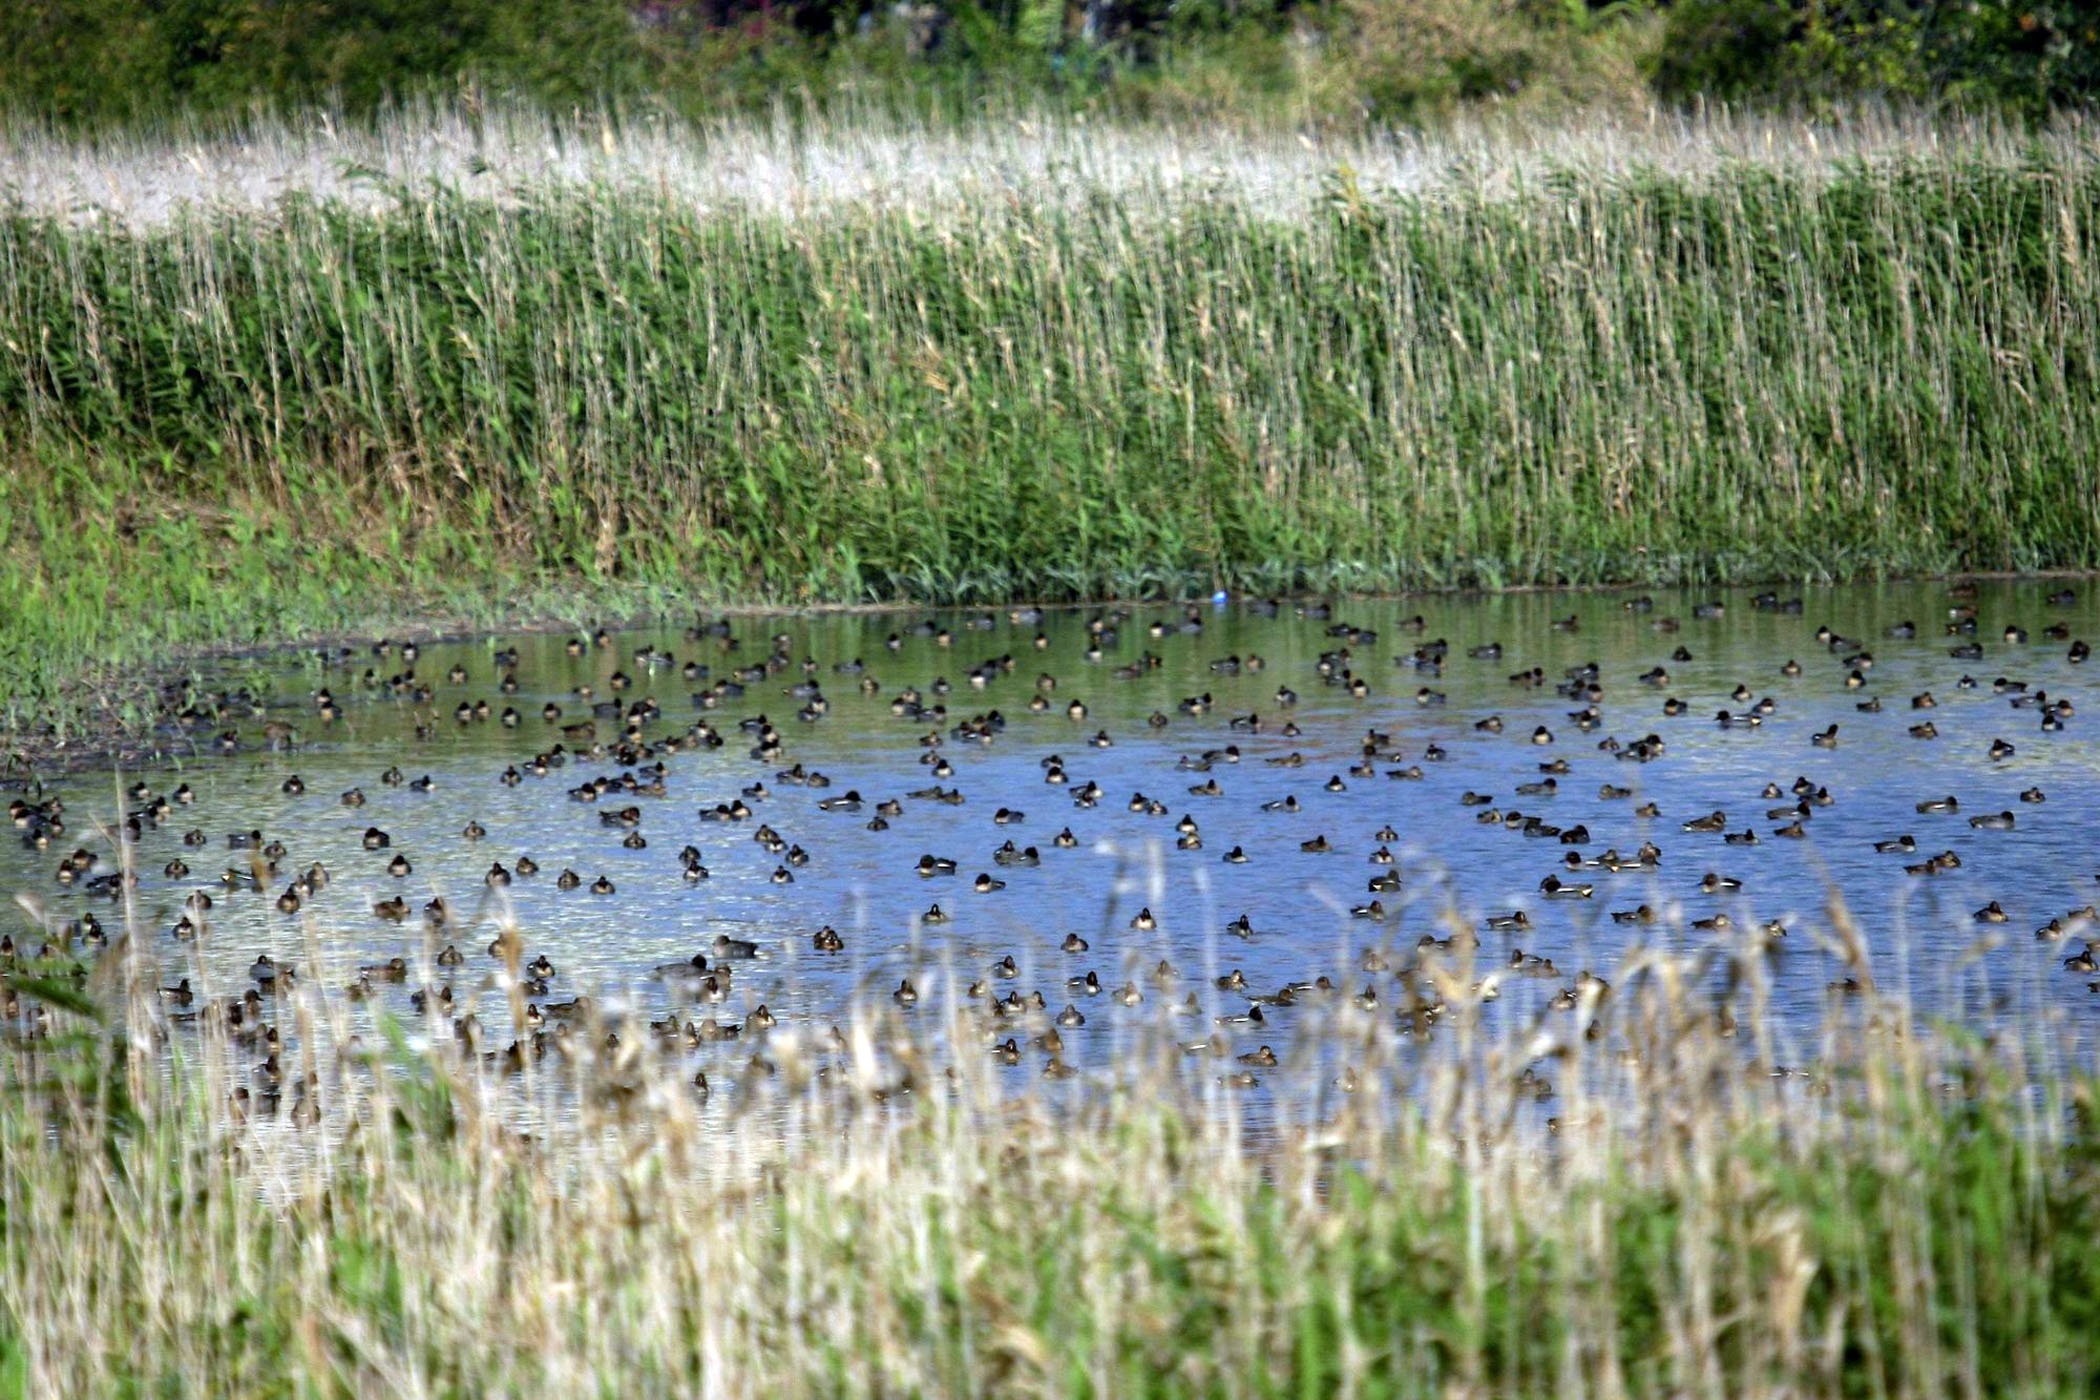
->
[2,899,2098,1397]
[1,128,2097,735]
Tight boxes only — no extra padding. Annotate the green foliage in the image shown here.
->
[0,0,648,123]
[1654,1,2100,117]
[0,0,2095,129]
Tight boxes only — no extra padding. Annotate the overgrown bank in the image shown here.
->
[2,132,2098,737]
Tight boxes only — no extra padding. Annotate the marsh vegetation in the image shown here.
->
[3,105,2099,739]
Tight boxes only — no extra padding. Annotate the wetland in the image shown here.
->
[17,580,2099,1099]
[6,104,2100,1398]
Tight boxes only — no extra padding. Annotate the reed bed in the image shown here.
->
[1,892,2096,1397]
[2,106,2099,737]
[0,100,2056,229]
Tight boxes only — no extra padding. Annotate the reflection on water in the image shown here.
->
[8,580,2096,1105]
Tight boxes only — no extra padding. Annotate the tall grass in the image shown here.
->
[2,885,2097,1396]
[1,106,2097,735]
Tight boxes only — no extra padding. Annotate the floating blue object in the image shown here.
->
[1211,590,1229,606]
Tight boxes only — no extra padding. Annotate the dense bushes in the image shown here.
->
[1652,1,2100,117]
[0,0,649,118]
[0,0,2091,128]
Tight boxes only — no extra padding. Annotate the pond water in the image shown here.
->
[7,580,2096,1102]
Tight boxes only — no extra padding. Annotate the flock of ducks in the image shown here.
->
[1,581,2093,1110]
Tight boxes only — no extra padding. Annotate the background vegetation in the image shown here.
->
[0,0,2094,129]
[2,125,2097,739]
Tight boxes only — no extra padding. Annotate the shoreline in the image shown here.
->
[9,564,2093,778]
